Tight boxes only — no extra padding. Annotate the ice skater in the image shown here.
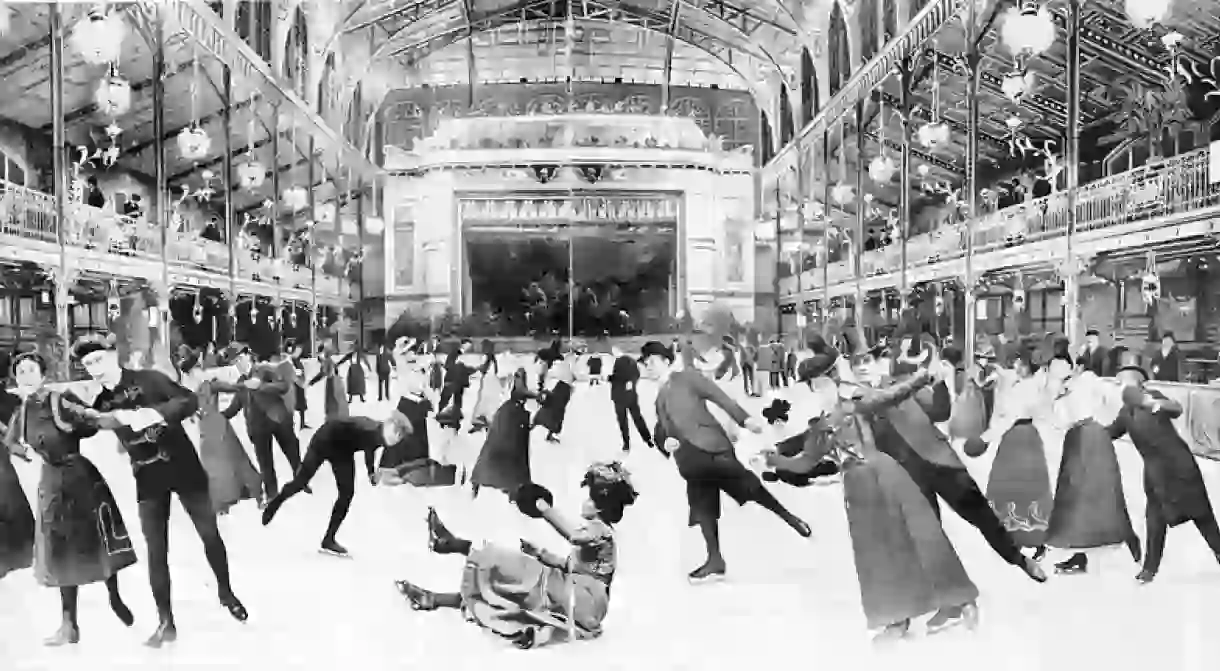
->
[77,334,246,648]
[642,340,810,581]
[608,346,653,453]
[261,412,411,557]
[224,345,304,502]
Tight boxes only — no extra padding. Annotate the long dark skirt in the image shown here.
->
[471,399,533,496]
[35,456,137,587]
[842,453,978,630]
[986,419,1052,548]
[198,410,262,514]
[1044,419,1137,550]
[346,362,366,397]
[324,375,349,420]
[533,382,573,435]
[0,450,34,578]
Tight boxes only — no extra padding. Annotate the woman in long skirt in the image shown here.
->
[395,462,637,649]
[467,369,538,546]
[1045,371,1140,573]
[985,350,1053,553]
[533,357,575,443]
[6,352,137,645]
[767,363,978,642]
[0,403,34,579]
[343,349,369,404]
[179,350,262,514]
[470,342,502,433]
[310,342,349,420]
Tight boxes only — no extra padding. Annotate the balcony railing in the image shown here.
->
[781,145,1220,297]
[168,233,230,269]
[0,181,160,257]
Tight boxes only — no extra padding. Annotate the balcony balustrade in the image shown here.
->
[780,145,1220,299]
[0,181,161,259]
[386,114,754,172]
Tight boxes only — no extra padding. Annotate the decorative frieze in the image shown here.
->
[459,196,680,225]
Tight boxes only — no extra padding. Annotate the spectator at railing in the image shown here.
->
[84,176,105,208]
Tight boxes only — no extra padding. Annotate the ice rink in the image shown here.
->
[3,375,1219,671]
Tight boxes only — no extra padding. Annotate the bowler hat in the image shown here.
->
[1116,349,1149,380]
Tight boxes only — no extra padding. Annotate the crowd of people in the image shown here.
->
[1,321,1217,650]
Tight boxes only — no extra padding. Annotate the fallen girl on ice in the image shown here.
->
[393,461,637,649]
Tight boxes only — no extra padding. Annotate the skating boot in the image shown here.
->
[1054,553,1088,575]
[687,559,726,583]
[44,623,80,647]
[319,539,350,558]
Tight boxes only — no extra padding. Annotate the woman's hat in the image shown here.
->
[71,332,117,360]
[640,340,674,363]
[797,350,839,382]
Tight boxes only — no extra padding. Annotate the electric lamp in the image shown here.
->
[281,187,308,211]
[236,162,266,190]
[1125,0,1171,29]
[916,122,951,149]
[176,127,212,161]
[1001,70,1031,103]
[830,182,855,205]
[364,216,385,235]
[868,155,898,184]
[70,10,128,65]
[95,74,132,116]
[1000,3,1056,56]
[249,306,259,324]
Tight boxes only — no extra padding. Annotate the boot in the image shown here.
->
[426,507,470,555]
[44,622,80,647]
[687,559,727,583]
[872,620,910,644]
[1054,553,1088,575]
[144,619,178,648]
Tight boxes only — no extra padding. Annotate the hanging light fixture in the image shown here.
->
[237,161,265,190]
[1000,2,1056,56]
[94,68,132,117]
[282,186,308,211]
[831,182,856,205]
[1125,0,1172,29]
[868,94,897,184]
[177,126,212,161]
[917,51,951,149]
[1000,68,1034,103]
[70,8,128,65]
[364,216,385,235]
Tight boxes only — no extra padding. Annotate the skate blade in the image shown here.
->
[687,572,727,584]
[319,548,352,558]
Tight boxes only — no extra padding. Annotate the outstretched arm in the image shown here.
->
[765,425,832,474]
[690,372,750,426]
[1147,392,1183,419]
[856,370,933,415]
[138,370,200,425]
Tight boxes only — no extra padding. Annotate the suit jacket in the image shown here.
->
[376,350,394,376]
[608,355,641,399]
[872,374,965,470]
[653,370,749,455]
[1081,346,1109,377]
[274,357,297,413]
[223,363,292,430]
[1150,348,1182,382]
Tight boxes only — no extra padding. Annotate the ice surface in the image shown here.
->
[3,379,1218,670]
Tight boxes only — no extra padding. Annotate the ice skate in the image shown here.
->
[1054,553,1088,575]
[687,560,727,583]
[43,623,80,647]
[319,539,350,558]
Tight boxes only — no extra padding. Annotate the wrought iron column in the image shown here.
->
[221,65,235,344]
[151,10,169,358]
[794,156,806,347]
[898,60,914,309]
[50,4,68,376]
[1063,0,1082,348]
[269,106,281,341]
[307,138,317,352]
[820,131,831,334]
[354,178,365,353]
[854,99,867,346]
[963,0,982,361]
[774,179,782,334]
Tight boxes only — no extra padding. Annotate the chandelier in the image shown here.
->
[364,217,385,235]
[1001,69,1035,103]
[868,155,898,183]
[282,186,308,211]
[1000,2,1056,56]
[176,126,212,161]
[94,72,132,117]
[70,8,128,66]
[236,161,266,190]
[1125,0,1172,29]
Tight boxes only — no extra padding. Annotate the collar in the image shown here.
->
[100,368,129,391]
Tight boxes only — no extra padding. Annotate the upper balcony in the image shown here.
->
[384,114,755,173]
[778,143,1220,301]
[0,177,354,303]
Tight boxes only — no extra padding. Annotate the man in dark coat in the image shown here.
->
[1109,353,1220,583]
[78,335,246,647]
[376,344,395,401]
[1079,328,1109,377]
[1149,332,1182,382]
[644,341,809,582]
[224,345,304,501]
[608,345,653,452]
[437,338,474,417]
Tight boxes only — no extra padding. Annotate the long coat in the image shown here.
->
[1108,391,1215,527]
